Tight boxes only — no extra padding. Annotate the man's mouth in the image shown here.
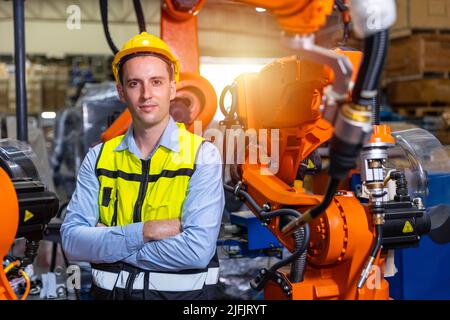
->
[139,104,158,112]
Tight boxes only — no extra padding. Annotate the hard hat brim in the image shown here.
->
[112,47,180,83]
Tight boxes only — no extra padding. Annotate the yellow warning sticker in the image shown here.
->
[402,221,414,233]
[24,210,34,222]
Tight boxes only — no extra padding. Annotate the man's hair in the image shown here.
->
[118,52,174,85]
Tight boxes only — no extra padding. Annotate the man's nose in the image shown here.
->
[141,83,153,101]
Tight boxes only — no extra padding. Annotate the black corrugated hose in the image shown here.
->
[307,31,389,224]
[352,30,390,107]
[290,227,308,283]
[267,224,310,275]
[223,183,309,279]
[372,92,380,125]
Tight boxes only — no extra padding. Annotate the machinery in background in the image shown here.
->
[0,140,59,300]
[49,84,128,291]
[220,0,384,300]
[218,0,450,300]
[50,82,127,200]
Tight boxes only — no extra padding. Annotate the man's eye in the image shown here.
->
[128,81,138,88]
[152,80,162,86]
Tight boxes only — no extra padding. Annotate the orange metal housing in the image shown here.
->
[161,0,204,73]
[234,0,335,34]
[176,72,217,133]
[234,56,333,186]
[162,0,205,22]
[0,167,19,300]
[327,49,363,85]
[263,193,389,300]
[101,108,132,142]
[243,161,389,299]
[369,124,395,144]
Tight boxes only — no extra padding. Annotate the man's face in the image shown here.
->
[117,55,176,129]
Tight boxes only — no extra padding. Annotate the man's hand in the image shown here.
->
[96,222,106,227]
[143,219,181,242]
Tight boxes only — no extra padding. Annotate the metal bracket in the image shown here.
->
[281,34,353,102]
[250,267,292,296]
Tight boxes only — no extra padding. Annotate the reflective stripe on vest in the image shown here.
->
[91,267,220,292]
[95,122,204,226]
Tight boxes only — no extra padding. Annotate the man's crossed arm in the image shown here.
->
[96,219,181,242]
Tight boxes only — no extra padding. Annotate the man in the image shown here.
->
[61,32,224,300]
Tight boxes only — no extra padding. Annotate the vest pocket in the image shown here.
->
[101,187,113,207]
[142,201,182,221]
[100,186,118,226]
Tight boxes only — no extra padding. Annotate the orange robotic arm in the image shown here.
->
[222,49,391,299]
[219,0,399,300]
[233,0,335,34]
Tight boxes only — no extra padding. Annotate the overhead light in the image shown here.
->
[255,7,266,13]
[200,57,274,121]
[41,112,56,119]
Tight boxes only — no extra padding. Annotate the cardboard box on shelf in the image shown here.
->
[392,0,450,39]
[385,34,450,79]
[387,79,450,105]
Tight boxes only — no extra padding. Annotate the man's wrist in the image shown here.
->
[122,222,145,251]
[143,219,181,242]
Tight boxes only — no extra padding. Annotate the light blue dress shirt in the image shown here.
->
[61,117,225,272]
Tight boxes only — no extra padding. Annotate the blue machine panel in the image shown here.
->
[388,235,450,300]
[388,172,450,300]
[230,211,282,251]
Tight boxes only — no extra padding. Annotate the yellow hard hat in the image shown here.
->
[112,32,180,83]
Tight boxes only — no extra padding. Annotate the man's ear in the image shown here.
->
[170,80,176,101]
[116,83,126,103]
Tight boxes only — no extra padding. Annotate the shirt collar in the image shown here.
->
[114,116,180,157]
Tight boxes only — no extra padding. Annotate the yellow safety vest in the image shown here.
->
[95,122,204,226]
